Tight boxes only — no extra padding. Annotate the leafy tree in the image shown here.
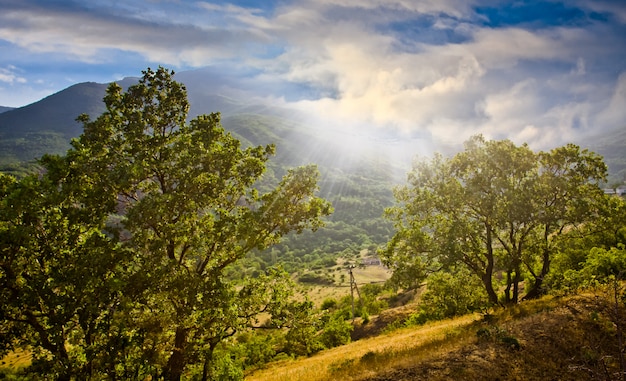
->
[236,332,277,369]
[0,161,128,379]
[382,135,607,305]
[1,67,332,380]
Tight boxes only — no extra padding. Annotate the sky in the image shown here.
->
[1,0,625,151]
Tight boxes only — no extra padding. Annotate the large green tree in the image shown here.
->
[0,158,128,379]
[382,135,607,305]
[1,67,332,380]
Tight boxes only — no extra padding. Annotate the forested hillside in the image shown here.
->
[0,76,400,274]
[0,82,107,176]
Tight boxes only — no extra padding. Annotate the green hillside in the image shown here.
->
[220,113,397,276]
[0,82,108,175]
[0,83,400,274]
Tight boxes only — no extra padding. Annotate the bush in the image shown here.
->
[211,353,244,381]
[320,313,353,349]
[321,298,338,311]
[414,268,488,323]
[298,272,333,285]
[239,334,276,368]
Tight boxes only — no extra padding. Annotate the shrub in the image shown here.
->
[320,314,353,349]
[417,268,488,321]
[298,272,333,285]
[321,298,338,311]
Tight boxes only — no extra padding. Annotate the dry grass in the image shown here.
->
[247,292,626,381]
[4,292,622,380]
[350,265,390,284]
[245,314,478,381]
[303,264,391,308]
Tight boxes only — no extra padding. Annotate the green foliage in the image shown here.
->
[330,285,389,321]
[321,298,338,311]
[406,268,487,325]
[553,246,626,291]
[583,246,626,281]
[297,272,334,285]
[0,165,129,379]
[283,319,325,357]
[209,351,244,381]
[0,67,332,380]
[237,333,277,369]
[320,313,353,348]
[383,135,608,305]
[546,195,626,293]
[358,284,389,316]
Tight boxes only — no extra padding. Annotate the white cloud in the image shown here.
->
[0,66,26,84]
[0,0,624,148]
[596,71,626,130]
[0,2,269,66]
[250,1,625,150]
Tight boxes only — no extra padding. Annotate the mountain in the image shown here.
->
[0,82,108,139]
[0,82,108,172]
[0,77,403,271]
[0,77,410,178]
[0,106,13,113]
[1,71,624,185]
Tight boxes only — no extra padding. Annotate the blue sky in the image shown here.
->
[1,0,625,149]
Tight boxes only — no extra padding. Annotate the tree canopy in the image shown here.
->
[382,135,608,305]
[0,67,332,380]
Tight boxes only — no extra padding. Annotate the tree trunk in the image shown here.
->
[483,273,499,305]
[504,269,512,304]
[524,232,551,300]
[200,342,218,381]
[164,327,188,381]
[512,266,521,304]
[483,225,499,305]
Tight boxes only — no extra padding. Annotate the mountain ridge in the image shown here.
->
[0,74,624,184]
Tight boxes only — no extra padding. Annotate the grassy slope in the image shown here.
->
[5,290,621,379]
[301,262,391,308]
[246,290,626,381]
